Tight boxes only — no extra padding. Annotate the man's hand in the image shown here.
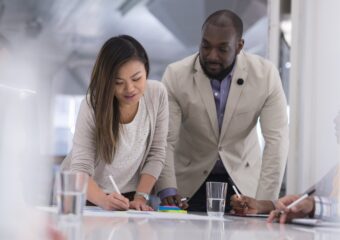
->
[230,194,274,215]
[230,194,259,215]
[267,195,315,224]
[161,194,189,209]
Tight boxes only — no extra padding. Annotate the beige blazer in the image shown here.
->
[156,52,289,200]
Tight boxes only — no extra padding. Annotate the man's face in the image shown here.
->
[199,23,243,79]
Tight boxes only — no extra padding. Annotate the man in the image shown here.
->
[156,9,289,212]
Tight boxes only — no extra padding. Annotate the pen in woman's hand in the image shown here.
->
[109,175,121,194]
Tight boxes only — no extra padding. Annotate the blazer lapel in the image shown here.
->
[220,52,248,141]
[193,56,219,140]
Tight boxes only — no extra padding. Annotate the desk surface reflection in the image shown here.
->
[53,212,340,240]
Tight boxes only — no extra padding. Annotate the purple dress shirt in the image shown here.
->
[210,71,233,174]
[158,67,234,199]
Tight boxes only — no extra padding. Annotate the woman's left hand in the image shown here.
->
[129,197,153,211]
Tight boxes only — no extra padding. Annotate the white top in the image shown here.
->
[101,98,150,193]
[61,80,169,195]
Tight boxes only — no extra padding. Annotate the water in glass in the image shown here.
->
[57,191,85,221]
[207,197,225,217]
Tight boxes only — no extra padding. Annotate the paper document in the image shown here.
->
[36,206,230,221]
[292,218,340,228]
[226,213,269,218]
[244,213,269,218]
[84,207,228,221]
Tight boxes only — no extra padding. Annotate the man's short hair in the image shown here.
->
[202,9,243,38]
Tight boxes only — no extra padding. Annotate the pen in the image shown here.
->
[232,185,241,198]
[278,189,316,216]
[109,175,121,194]
[286,189,316,209]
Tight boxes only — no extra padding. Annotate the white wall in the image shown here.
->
[288,0,340,193]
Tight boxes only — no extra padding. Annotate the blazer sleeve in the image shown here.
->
[154,66,181,192]
[256,64,289,200]
[140,82,169,180]
[69,98,97,176]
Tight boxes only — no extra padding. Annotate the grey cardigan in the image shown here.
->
[61,80,168,183]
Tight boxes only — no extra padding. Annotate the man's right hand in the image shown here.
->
[161,194,189,209]
[230,194,275,215]
[230,194,259,215]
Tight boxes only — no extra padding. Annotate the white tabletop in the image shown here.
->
[50,209,340,240]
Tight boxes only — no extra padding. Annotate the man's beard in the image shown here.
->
[201,59,236,81]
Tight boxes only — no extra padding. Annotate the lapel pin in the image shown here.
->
[237,78,244,85]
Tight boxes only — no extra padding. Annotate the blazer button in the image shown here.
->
[203,170,208,175]
[218,146,222,151]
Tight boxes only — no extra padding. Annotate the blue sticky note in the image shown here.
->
[158,206,181,211]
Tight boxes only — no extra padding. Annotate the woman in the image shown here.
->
[61,35,168,211]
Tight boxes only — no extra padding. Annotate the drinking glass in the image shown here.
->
[206,181,227,217]
[55,171,88,221]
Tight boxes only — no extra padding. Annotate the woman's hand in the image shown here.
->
[99,192,129,211]
[130,196,153,211]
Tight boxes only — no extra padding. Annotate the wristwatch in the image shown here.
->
[134,192,150,201]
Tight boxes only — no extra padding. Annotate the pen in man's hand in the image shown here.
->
[232,185,241,198]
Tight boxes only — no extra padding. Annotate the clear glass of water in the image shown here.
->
[206,181,228,217]
[55,171,88,221]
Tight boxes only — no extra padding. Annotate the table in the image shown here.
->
[52,210,340,240]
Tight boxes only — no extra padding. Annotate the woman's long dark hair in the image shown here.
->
[87,35,149,164]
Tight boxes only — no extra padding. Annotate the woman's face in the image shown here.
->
[114,59,147,108]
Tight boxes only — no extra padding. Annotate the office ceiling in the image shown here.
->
[0,0,268,95]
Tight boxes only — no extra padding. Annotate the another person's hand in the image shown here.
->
[230,194,274,215]
[47,225,65,240]
[161,194,189,209]
[267,195,315,224]
[100,192,129,211]
[130,197,153,211]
